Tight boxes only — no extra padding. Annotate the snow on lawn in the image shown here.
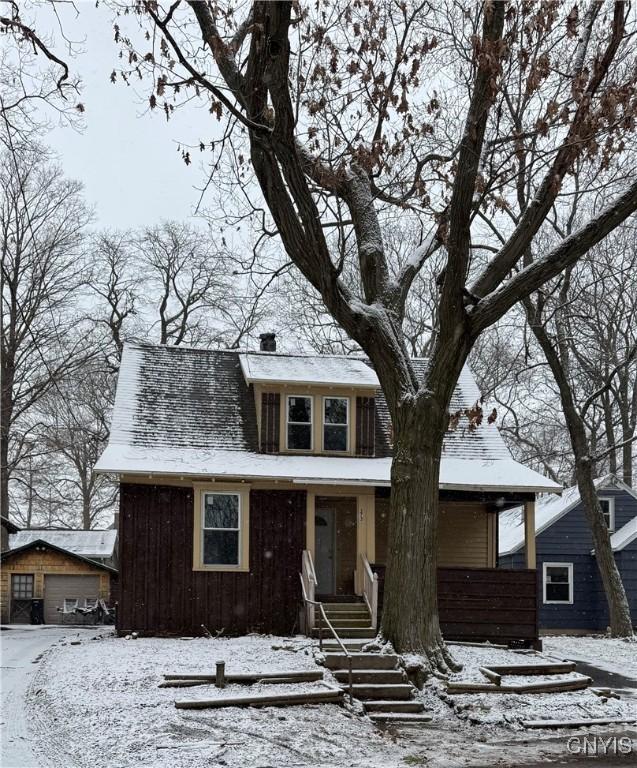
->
[28,631,411,768]
[543,635,637,679]
[424,643,637,729]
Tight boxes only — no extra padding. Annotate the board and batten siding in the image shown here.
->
[118,484,306,636]
[500,486,637,631]
[374,495,495,568]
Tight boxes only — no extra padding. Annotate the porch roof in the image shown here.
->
[96,444,560,493]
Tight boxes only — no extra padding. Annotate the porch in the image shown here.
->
[300,488,539,647]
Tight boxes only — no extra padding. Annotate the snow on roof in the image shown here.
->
[499,474,635,556]
[8,529,117,558]
[96,342,560,494]
[239,352,380,388]
[610,516,637,552]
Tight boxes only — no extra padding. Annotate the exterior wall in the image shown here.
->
[500,487,637,631]
[375,495,495,569]
[118,484,306,636]
[0,547,111,624]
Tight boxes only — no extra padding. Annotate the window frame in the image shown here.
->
[285,394,314,452]
[193,485,250,572]
[598,496,615,532]
[322,395,350,453]
[11,573,34,600]
[542,562,574,605]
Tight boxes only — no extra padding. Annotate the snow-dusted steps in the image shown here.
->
[323,652,432,725]
[312,601,376,640]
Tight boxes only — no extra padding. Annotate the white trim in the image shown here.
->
[285,394,314,452]
[322,395,349,453]
[598,496,615,532]
[201,490,242,569]
[542,562,573,605]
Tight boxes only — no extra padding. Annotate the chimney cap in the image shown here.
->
[259,332,277,352]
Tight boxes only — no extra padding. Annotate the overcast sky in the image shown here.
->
[44,2,214,229]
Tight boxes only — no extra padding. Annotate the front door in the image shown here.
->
[315,508,335,594]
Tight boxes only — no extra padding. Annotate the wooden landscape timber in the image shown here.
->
[522,716,637,729]
[163,670,323,685]
[174,689,344,710]
[447,676,592,695]
[477,661,577,685]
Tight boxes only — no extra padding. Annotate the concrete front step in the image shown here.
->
[368,712,433,725]
[323,653,399,670]
[322,610,371,620]
[320,642,368,652]
[363,700,425,713]
[343,683,414,700]
[333,669,406,684]
[312,628,375,639]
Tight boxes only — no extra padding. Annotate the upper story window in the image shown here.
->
[598,497,615,531]
[287,395,313,450]
[323,396,348,452]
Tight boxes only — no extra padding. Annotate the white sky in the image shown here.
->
[44,1,214,228]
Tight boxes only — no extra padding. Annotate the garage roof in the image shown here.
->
[0,539,118,573]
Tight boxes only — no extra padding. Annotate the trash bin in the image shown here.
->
[30,598,44,625]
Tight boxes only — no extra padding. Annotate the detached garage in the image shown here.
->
[0,539,116,625]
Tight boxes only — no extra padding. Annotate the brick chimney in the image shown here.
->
[259,332,277,352]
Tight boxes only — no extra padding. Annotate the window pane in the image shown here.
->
[547,567,569,583]
[288,396,312,423]
[546,583,570,602]
[204,494,239,529]
[324,398,347,425]
[204,530,239,565]
[324,424,347,452]
[12,575,33,599]
[288,423,312,450]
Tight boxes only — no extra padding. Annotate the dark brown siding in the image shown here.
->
[438,567,538,646]
[260,392,280,453]
[118,484,305,636]
[355,396,376,456]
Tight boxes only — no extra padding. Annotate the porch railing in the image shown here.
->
[360,553,379,630]
[299,549,354,702]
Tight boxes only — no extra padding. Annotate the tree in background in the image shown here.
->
[112,1,637,665]
[0,141,92,519]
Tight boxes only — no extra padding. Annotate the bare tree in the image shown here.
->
[0,141,92,517]
[113,1,637,667]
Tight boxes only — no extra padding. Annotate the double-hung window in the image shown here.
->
[598,497,615,532]
[203,492,242,566]
[323,397,349,452]
[543,562,573,604]
[287,395,313,450]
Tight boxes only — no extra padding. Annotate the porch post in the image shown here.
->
[306,492,316,562]
[524,499,536,569]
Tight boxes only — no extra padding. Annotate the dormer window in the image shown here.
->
[287,395,313,450]
[598,497,615,531]
[323,397,348,452]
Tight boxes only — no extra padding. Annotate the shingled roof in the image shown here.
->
[95,343,560,493]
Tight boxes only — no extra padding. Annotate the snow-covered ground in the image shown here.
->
[543,635,637,679]
[26,632,637,768]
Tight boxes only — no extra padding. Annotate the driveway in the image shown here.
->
[0,625,96,768]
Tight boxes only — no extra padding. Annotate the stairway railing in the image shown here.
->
[300,549,354,702]
[360,553,379,630]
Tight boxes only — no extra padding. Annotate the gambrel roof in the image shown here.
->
[9,529,118,559]
[95,342,560,493]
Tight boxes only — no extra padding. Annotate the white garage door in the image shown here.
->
[43,575,100,624]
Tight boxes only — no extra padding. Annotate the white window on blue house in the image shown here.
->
[543,562,573,604]
[598,497,615,532]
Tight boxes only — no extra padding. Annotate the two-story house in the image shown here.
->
[499,474,637,632]
[95,335,559,645]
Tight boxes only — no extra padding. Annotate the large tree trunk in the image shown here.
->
[528,312,633,637]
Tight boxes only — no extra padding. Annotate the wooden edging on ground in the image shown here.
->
[174,689,344,710]
[447,676,592,695]
[164,670,323,683]
[522,717,637,729]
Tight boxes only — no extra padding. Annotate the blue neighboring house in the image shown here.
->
[499,474,637,632]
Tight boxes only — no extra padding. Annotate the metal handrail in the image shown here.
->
[300,552,354,703]
[360,553,379,630]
